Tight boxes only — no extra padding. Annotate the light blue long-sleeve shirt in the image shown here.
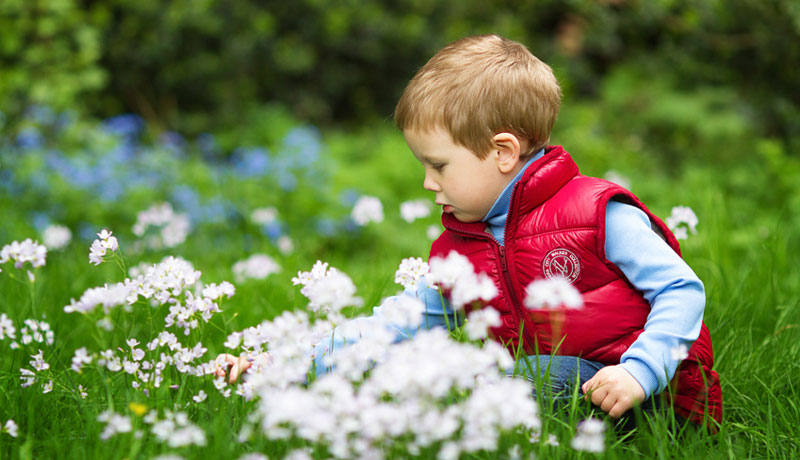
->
[313,150,705,398]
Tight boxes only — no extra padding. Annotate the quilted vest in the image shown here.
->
[430,145,722,427]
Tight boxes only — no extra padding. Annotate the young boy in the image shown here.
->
[220,34,722,427]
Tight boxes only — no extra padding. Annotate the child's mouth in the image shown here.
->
[442,205,454,213]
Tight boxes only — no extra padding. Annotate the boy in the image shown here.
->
[220,34,722,427]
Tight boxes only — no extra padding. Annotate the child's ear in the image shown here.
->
[492,132,522,174]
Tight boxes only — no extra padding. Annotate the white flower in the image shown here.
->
[427,225,441,240]
[671,343,689,361]
[42,224,72,250]
[464,307,501,340]
[429,251,497,309]
[30,349,49,371]
[132,203,191,249]
[427,251,474,290]
[42,380,53,394]
[524,277,583,310]
[0,239,47,269]
[202,282,235,300]
[238,454,268,460]
[89,229,119,265]
[98,411,133,440]
[379,295,425,329]
[451,272,497,310]
[192,390,208,403]
[302,268,362,314]
[277,236,294,255]
[71,347,92,372]
[250,207,278,225]
[665,205,699,240]
[232,254,280,283]
[4,419,18,438]
[0,313,16,341]
[399,199,432,223]
[79,385,88,399]
[351,196,384,226]
[394,257,430,290]
[292,261,362,315]
[571,418,606,453]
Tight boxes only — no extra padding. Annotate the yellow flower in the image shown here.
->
[129,402,147,416]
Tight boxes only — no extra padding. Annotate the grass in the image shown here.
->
[1,108,799,459]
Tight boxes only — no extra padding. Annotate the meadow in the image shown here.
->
[1,90,799,460]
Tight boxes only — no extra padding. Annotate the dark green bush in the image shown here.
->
[2,0,797,151]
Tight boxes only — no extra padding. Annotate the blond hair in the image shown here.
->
[395,34,561,159]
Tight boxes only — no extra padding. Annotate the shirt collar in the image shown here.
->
[482,148,545,223]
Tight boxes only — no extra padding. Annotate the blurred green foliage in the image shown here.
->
[1,0,798,152]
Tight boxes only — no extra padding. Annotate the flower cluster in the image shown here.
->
[132,202,191,249]
[292,261,363,316]
[232,253,281,283]
[20,349,52,392]
[18,319,55,347]
[65,256,201,315]
[0,238,47,271]
[89,229,119,265]
[351,195,384,226]
[394,256,429,290]
[226,309,330,390]
[464,307,502,340]
[399,199,432,223]
[570,418,606,453]
[523,277,583,310]
[41,224,72,250]
[94,331,215,391]
[146,410,207,447]
[666,205,699,240]
[0,313,16,342]
[253,328,539,459]
[97,410,133,440]
[428,251,498,309]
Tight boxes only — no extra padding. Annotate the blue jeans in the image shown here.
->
[508,355,669,431]
[506,355,606,400]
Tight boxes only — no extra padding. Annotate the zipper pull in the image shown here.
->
[499,246,508,271]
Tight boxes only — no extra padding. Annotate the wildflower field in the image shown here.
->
[1,98,799,460]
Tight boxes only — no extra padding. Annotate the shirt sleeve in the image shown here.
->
[310,275,458,376]
[605,201,705,397]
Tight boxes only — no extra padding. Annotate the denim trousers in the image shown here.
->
[507,355,666,430]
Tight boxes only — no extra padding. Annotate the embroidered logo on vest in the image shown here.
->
[542,248,581,284]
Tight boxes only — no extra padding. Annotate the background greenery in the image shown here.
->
[1,0,799,458]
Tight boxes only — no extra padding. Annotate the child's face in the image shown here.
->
[403,127,520,223]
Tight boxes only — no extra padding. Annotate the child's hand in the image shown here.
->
[581,365,645,418]
[214,352,270,383]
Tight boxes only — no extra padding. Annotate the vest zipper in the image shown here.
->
[441,217,538,354]
[498,242,537,354]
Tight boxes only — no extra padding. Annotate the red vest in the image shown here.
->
[430,146,722,427]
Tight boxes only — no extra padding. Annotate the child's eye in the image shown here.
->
[432,163,446,172]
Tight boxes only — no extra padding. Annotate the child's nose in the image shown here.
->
[423,172,441,192]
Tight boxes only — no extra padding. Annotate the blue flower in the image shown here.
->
[262,221,283,240]
[16,127,43,149]
[103,114,144,137]
[196,133,220,159]
[281,126,321,168]
[339,189,360,206]
[231,147,271,178]
[26,105,55,125]
[160,131,186,156]
[316,218,337,237]
[31,212,50,231]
